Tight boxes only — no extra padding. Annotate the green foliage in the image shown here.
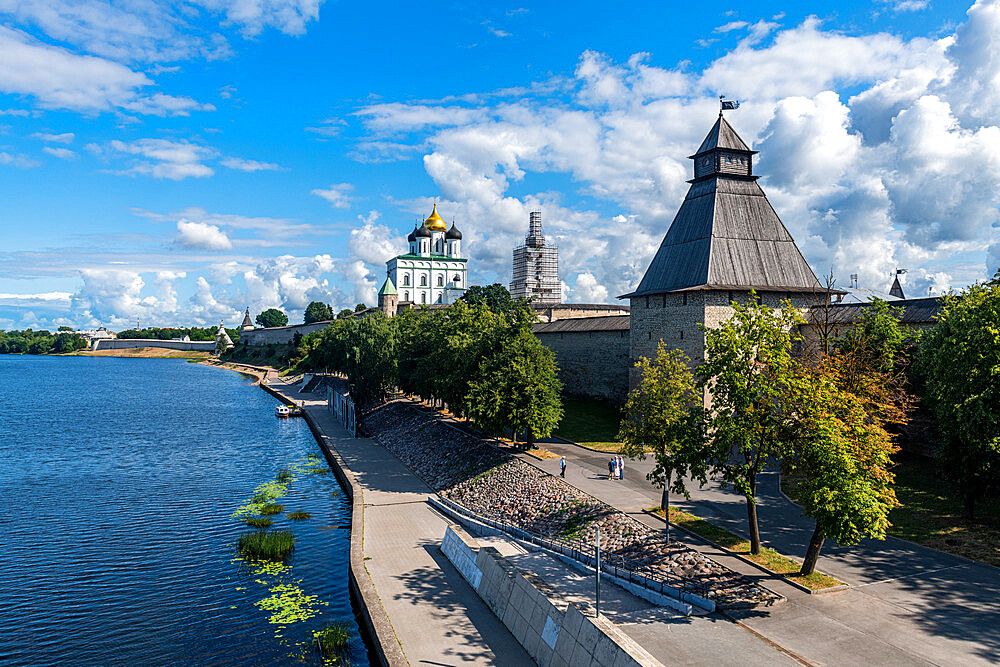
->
[354,303,367,312]
[460,283,522,314]
[245,517,273,529]
[0,329,87,354]
[836,298,917,374]
[466,324,563,445]
[619,344,707,506]
[256,308,289,328]
[697,294,804,554]
[259,503,284,515]
[336,308,354,319]
[116,326,221,341]
[918,274,1000,518]
[286,511,311,520]
[237,530,294,561]
[785,359,899,572]
[303,301,333,324]
[52,332,88,353]
[314,621,352,658]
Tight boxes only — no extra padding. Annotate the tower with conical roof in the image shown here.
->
[622,112,822,379]
[377,272,399,317]
[240,307,254,331]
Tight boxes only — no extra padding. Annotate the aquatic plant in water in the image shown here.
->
[238,530,294,561]
[276,467,293,482]
[259,503,284,515]
[315,621,352,660]
[246,516,273,529]
[255,583,324,625]
[286,511,311,521]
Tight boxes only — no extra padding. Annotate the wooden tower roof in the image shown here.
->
[621,115,821,298]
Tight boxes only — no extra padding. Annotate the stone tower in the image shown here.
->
[240,307,254,332]
[621,113,822,383]
[377,273,399,317]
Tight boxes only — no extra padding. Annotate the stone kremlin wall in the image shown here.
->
[240,320,335,346]
[533,316,630,402]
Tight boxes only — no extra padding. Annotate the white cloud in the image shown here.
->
[0,26,212,115]
[107,138,216,179]
[42,146,75,159]
[221,156,282,171]
[573,273,609,303]
[176,220,233,250]
[31,132,74,143]
[312,183,353,208]
[0,151,41,168]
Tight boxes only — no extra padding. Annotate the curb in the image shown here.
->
[640,509,849,596]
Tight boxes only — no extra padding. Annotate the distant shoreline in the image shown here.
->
[65,347,213,359]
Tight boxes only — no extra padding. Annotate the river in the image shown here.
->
[0,355,367,666]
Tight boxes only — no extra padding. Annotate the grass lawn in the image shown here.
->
[527,447,559,459]
[782,453,1000,567]
[649,506,843,590]
[555,397,623,452]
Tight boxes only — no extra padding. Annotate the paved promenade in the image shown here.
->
[264,380,530,666]
[533,438,1000,666]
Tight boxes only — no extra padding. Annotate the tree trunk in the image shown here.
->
[746,472,761,555]
[662,476,670,543]
[801,524,825,575]
[963,493,975,521]
[526,427,535,449]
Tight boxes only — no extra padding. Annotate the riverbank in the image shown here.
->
[67,347,213,359]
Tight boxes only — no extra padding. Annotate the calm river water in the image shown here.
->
[0,355,367,666]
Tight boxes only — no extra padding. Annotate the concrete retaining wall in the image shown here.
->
[93,338,217,352]
[442,524,663,667]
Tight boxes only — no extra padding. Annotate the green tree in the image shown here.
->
[52,333,87,353]
[57,326,74,332]
[836,298,916,374]
[697,294,804,555]
[27,336,53,355]
[466,325,562,447]
[786,357,899,574]
[460,283,519,314]
[304,301,333,324]
[336,308,354,319]
[256,308,289,328]
[618,343,707,541]
[354,303,367,312]
[341,313,397,408]
[919,274,1000,519]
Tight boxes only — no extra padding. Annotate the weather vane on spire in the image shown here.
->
[719,94,740,115]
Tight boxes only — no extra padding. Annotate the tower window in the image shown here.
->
[402,275,409,287]
[420,292,426,303]
[648,331,652,340]
[437,275,443,287]
[420,275,427,287]
[683,293,687,306]
[404,291,409,301]
[645,296,650,308]
[680,330,684,340]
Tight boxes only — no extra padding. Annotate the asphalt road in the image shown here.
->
[536,438,1000,666]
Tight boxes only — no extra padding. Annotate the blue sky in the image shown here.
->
[1,0,998,329]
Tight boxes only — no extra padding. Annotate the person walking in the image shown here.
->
[608,457,614,480]
[559,456,566,478]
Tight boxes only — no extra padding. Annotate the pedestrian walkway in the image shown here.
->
[265,382,530,666]
[531,438,1000,666]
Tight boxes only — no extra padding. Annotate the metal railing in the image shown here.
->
[434,495,716,610]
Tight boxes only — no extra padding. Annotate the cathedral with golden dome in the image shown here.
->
[378,203,467,312]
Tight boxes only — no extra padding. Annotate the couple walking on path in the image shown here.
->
[607,455,624,480]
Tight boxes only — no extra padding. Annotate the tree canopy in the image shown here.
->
[304,301,333,324]
[918,274,1000,519]
[256,308,288,328]
[460,283,521,315]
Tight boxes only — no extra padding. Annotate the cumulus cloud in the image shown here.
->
[573,273,609,303]
[31,132,74,143]
[0,26,213,115]
[0,151,41,168]
[312,183,354,208]
[176,220,233,250]
[346,5,1000,301]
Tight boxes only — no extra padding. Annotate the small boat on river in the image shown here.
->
[275,404,303,418]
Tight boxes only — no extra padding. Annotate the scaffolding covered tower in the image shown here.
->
[511,211,561,304]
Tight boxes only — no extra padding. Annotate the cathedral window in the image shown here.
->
[404,291,409,301]
[437,275,443,287]
[420,292,426,303]
[420,275,427,287]
[402,275,409,286]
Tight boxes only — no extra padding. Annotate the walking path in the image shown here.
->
[533,438,1000,666]
[264,380,530,666]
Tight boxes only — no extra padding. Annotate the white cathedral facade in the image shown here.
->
[382,203,467,307]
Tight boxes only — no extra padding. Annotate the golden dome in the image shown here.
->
[424,202,447,232]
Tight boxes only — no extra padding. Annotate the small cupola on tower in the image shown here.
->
[445,220,462,257]
[689,113,757,180]
[414,221,431,255]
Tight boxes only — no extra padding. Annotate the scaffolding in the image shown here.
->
[511,211,562,304]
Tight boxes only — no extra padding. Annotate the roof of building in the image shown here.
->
[838,286,900,304]
[445,222,462,240]
[533,314,631,334]
[622,117,822,299]
[531,302,630,311]
[392,254,468,262]
[414,223,431,238]
[407,225,417,242]
[820,296,943,325]
[378,274,397,296]
[691,114,755,157]
[889,275,905,299]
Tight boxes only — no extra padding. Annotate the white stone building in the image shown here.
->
[388,203,467,306]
